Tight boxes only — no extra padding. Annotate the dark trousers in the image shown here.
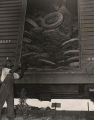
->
[0,74,14,120]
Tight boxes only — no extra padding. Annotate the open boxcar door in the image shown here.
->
[0,0,26,75]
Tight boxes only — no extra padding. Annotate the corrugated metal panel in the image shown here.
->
[0,0,26,70]
[79,0,94,72]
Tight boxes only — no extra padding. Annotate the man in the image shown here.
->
[0,58,20,120]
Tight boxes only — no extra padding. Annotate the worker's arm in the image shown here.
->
[0,67,20,83]
[0,68,11,82]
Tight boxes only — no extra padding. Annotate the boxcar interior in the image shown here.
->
[22,0,79,72]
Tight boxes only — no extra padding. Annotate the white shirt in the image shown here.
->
[1,68,20,82]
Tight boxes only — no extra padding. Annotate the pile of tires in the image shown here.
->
[22,9,79,70]
[41,11,69,66]
[61,37,79,68]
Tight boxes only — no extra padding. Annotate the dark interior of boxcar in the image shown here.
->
[22,0,79,72]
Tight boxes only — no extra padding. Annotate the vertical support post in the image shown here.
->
[87,102,90,112]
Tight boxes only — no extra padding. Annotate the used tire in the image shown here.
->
[41,12,63,29]
[26,18,39,28]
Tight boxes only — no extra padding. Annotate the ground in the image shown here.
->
[1,111,94,120]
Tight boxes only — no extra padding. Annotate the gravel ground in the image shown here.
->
[2,117,23,120]
[2,116,47,120]
[1,116,87,120]
[2,116,51,120]
[1,111,92,120]
[2,116,23,120]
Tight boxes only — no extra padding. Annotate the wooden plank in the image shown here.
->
[81,62,94,66]
[0,17,19,21]
[81,32,94,36]
[80,12,94,16]
[0,25,19,28]
[80,8,94,12]
[81,27,94,32]
[0,13,20,17]
[81,54,94,58]
[80,1,94,5]
[82,54,94,58]
[0,49,16,53]
[81,8,94,12]
[81,36,94,40]
[0,28,19,32]
[81,34,94,39]
[0,7,21,11]
[0,36,18,39]
[0,32,18,36]
[81,42,94,48]
[81,20,94,24]
[0,44,16,48]
[81,46,94,50]
[81,40,94,50]
[0,53,15,57]
[80,16,94,20]
[0,28,18,33]
[80,4,94,8]
[0,21,20,25]
[80,23,94,28]
[82,50,94,55]
[0,11,20,14]
[0,4,21,8]
[0,1,20,4]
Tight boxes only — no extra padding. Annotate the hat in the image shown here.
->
[2,58,21,72]
[2,58,14,69]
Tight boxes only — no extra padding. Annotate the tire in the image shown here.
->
[26,18,39,28]
[62,37,79,49]
[66,56,79,63]
[63,50,79,55]
[62,37,79,46]
[41,12,63,29]
[69,62,79,67]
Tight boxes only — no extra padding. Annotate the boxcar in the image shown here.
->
[0,0,94,100]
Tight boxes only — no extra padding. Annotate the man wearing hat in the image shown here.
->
[0,58,20,120]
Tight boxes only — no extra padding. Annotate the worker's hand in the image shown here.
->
[13,73,20,79]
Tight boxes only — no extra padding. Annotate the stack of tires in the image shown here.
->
[62,37,79,68]
[22,14,58,69]
[41,12,66,66]
[22,9,79,70]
